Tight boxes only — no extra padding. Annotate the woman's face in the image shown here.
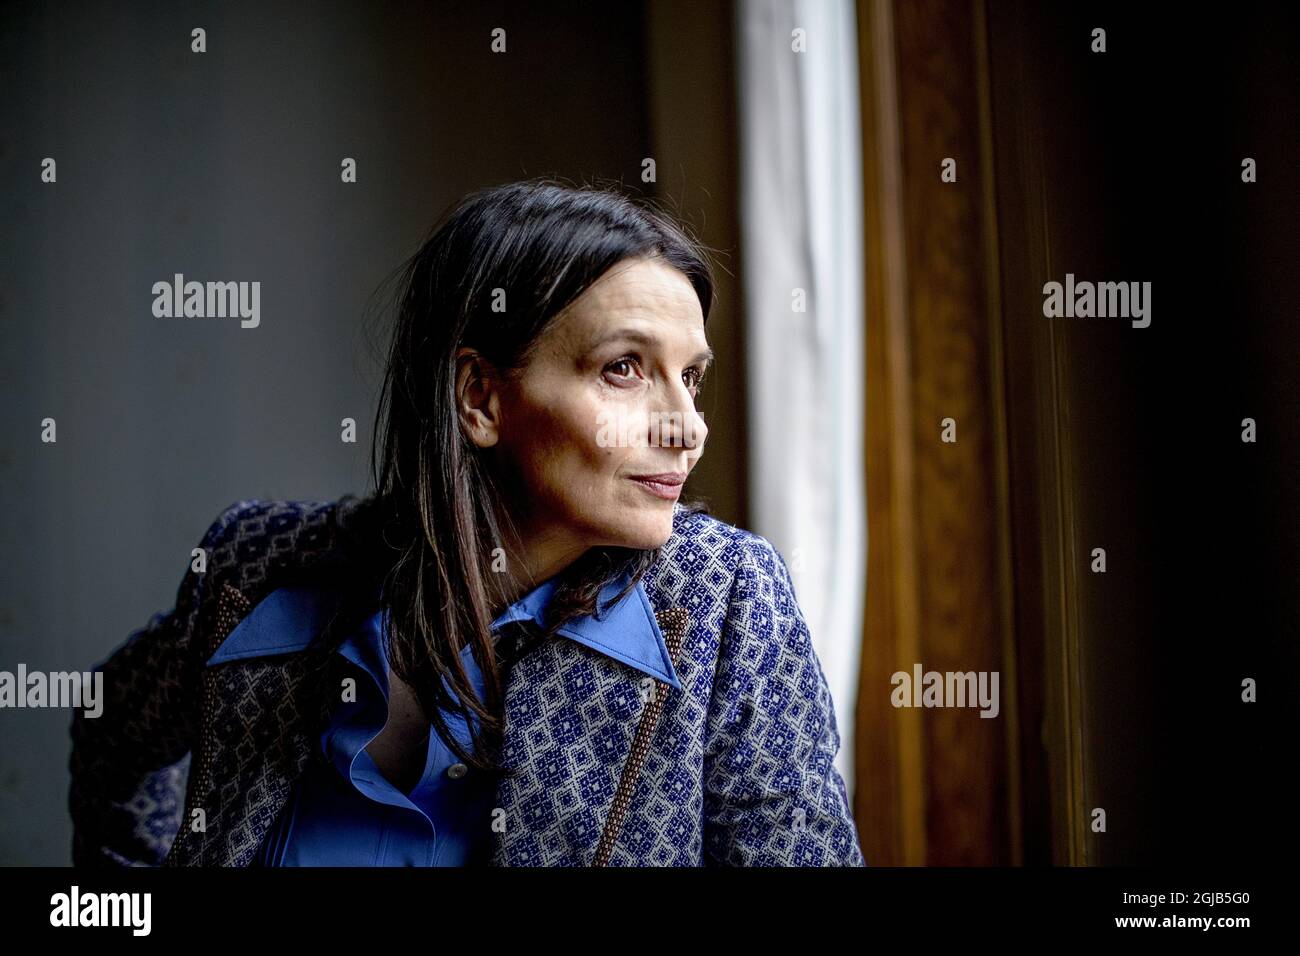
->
[462,256,711,578]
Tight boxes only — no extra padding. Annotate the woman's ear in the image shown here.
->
[455,346,503,448]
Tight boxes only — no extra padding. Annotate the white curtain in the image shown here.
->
[735,0,866,794]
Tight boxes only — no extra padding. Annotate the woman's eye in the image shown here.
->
[603,356,706,393]
[604,357,640,382]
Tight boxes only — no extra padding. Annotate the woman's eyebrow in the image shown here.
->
[593,327,714,367]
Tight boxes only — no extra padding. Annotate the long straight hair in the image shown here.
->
[346,179,715,774]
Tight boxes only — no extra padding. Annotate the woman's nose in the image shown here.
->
[653,385,707,453]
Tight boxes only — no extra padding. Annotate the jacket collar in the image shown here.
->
[205,567,681,691]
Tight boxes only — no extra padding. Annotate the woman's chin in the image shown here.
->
[593,509,674,551]
[626,514,676,550]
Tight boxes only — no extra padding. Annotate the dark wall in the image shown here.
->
[0,0,663,864]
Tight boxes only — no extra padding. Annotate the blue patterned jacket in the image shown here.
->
[68,496,866,866]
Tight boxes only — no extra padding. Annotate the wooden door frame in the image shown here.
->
[856,0,1084,866]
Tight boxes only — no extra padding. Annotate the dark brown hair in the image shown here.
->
[348,179,715,774]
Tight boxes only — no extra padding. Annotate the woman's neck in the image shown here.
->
[488,521,590,614]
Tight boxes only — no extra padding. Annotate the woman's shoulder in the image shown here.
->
[196,497,346,554]
[644,501,795,618]
[665,500,792,571]
[192,496,362,596]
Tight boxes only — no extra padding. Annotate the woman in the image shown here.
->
[69,180,866,867]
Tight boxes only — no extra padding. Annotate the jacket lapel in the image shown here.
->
[487,605,691,866]
[167,581,692,867]
[165,582,358,866]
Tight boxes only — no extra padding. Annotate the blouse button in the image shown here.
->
[447,762,468,779]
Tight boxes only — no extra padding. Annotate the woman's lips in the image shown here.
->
[629,476,684,500]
